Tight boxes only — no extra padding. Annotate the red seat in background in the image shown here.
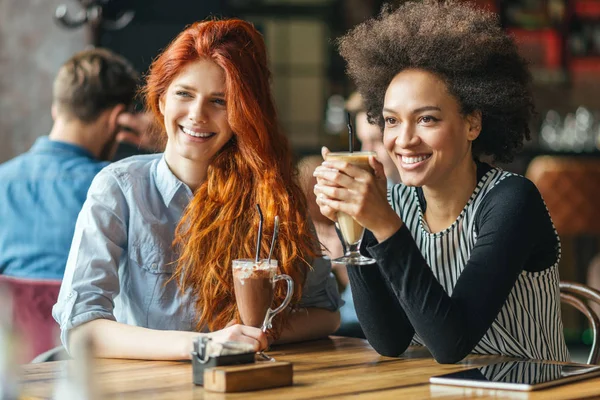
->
[0,275,61,362]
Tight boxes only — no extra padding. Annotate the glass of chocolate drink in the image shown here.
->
[232,259,294,359]
[324,151,377,265]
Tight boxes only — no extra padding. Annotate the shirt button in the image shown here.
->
[151,263,158,270]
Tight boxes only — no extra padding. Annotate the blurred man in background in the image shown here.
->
[346,92,401,185]
[0,48,139,279]
[298,155,364,338]
[303,91,404,338]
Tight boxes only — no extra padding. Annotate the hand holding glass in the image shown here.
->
[324,151,377,265]
[232,259,294,360]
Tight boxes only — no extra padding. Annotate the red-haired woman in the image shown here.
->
[53,19,342,360]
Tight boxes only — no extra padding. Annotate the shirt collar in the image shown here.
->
[155,155,193,207]
[30,136,97,160]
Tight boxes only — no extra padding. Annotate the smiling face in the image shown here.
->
[159,58,234,174]
[382,69,480,188]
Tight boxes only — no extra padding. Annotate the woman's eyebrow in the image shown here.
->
[382,105,441,114]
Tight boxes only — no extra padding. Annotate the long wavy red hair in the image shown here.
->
[143,19,318,338]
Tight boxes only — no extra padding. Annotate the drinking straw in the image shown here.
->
[267,216,280,264]
[347,112,354,153]
[255,204,264,263]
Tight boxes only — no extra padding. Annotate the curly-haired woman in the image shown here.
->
[314,0,569,364]
[53,19,342,360]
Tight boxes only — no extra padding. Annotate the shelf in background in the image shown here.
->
[573,0,600,19]
[508,28,562,69]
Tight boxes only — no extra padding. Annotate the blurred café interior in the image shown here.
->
[2,0,600,390]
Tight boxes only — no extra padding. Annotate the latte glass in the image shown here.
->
[325,151,376,266]
[232,259,293,360]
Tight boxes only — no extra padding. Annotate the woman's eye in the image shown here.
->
[176,91,191,98]
[212,98,226,106]
[384,117,397,125]
[419,115,438,124]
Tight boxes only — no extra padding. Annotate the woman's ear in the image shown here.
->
[466,110,482,141]
[159,95,165,116]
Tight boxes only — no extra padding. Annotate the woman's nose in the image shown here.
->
[188,101,208,123]
[395,125,419,148]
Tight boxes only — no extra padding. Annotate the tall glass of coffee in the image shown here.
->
[324,151,377,265]
[232,259,294,359]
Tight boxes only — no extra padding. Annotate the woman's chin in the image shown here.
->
[398,173,425,187]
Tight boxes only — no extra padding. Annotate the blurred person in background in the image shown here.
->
[298,155,364,338]
[347,91,401,185]
[113,111,163,161]
[0,48,139,280]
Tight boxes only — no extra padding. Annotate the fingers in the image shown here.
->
[313,177,338,221]
[317,160,372,183]
[321,146,331,159]
[116,112,139,132]
[115,131,141,146]
[316,195,354,217]
[313,165,355,190]
[315,198,337,222]
[212,325,268,352]
[117,112,156,136]
[314,175,338,190]
[314,166,373,202]
[314,183,348,203]
[238,325,269,351]
[225,319,238,328]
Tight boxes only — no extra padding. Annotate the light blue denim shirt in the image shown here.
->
[53,154,342,349]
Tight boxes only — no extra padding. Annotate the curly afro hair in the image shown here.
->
[337,0,534,163]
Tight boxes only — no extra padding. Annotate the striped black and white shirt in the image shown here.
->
[348,162,570,363]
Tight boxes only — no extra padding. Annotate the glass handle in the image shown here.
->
[262,274,294,331]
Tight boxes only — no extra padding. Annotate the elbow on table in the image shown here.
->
[320,310,341,338]
[370,340,410,358]
[431,350,469,364]
[330,310,341,333]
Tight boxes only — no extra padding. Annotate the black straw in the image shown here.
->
[255,204,264,262]
[267,216,279,264]
[347,112,354,153]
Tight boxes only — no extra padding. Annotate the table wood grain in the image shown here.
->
[19,336,600,399]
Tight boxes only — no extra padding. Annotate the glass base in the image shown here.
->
[256,351,276,362]
[332,253,376,266]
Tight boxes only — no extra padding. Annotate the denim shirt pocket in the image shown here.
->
[128,241,177,328]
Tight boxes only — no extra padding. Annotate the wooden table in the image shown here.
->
[19,336,600,399]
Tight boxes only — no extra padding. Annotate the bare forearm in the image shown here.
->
[69,319,199,360]
[276,308,340,345]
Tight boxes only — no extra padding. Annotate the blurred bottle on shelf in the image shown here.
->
[325,94,347,135]
[568,13,600,58]
[548,0,566,27]
[540,109,562,150]
[504,0,549,29]
[569,15,588,56]
[539,106,600,152]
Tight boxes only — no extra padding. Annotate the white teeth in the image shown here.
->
[182,127,213,138]
[402,155,431,164]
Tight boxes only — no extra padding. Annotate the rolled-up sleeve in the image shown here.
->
[298,257,343,311]
[52,169,128,351]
